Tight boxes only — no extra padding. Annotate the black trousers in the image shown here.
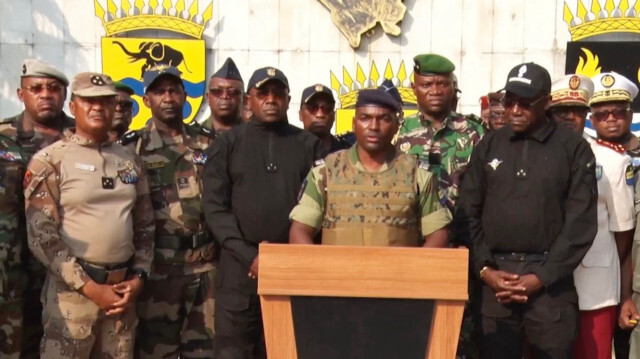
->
[214,292,267,359]
[479,258,579,359]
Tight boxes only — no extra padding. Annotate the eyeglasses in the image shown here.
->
[116,100,133,110]
[209,88,242,98]
[23,83,63,95]
[255,87,288,99]
[503,96,546,109]
[550,107,589,118]
[591,108,630,122]
[304,103,333,113]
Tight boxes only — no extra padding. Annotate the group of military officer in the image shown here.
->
[2,50,640,359]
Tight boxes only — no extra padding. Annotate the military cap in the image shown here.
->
[143,65,183,93]
[71,72,117,97]
[114,81,135,95]
[21,58,69,86]
[413,54,455,76]
[548,74,593,108]
[355,89,401,113]
[479,95,489,110]
[247,67,289,91]
[488,92,505,107]
[379,79,402,104]
[501,62,551,99]
[590,71,639,106]
[301,84,335,104]
[212,57,243,83]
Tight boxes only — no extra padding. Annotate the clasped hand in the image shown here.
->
[482,268,543,304]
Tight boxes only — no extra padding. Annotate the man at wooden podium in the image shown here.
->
[289,88,452,247]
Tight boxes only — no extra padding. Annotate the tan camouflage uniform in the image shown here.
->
[126,120,217,359]
[24,134,155,359]
[0,134,27,358]
[0,111,74,359]
[290,145,451,242]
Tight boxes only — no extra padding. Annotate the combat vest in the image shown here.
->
[321,150,421,247]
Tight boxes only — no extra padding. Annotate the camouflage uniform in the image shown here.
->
[124,120,217,359]
[0,112,74,359]
[290,145,452,242]
[0,134,27,358]
[395,111,485,209]
[23,134,155,358]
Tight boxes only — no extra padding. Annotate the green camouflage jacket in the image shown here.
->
[395,112,485,209]
[125,120,217,276]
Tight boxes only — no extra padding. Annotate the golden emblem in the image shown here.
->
[601,74,615,87]
[399,142,410,152]
[315,84,324,92]
[568,75,581,90]
[267,68,276,76]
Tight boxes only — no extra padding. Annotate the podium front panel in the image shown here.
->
[290,296,434,359]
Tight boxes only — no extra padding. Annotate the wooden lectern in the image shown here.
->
[258,244,469,359]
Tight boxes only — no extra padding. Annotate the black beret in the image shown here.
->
[355,89,401,113]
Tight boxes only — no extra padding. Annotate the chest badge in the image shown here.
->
[117,161,139,184]
[0,150,22,162]
[488,158,503,170]
[595,164,603,181]
[192,151,207,165]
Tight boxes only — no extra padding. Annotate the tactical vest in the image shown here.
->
[321,150,421,247]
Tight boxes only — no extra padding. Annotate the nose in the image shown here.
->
[368,118,380,131]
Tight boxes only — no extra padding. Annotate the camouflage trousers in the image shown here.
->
[0,299,22,358]
[135,269,216,359]
[40,274,137,359]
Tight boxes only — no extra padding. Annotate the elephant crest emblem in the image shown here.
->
[94,0,213,129]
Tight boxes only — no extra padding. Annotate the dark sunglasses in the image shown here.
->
[550,106,589,118]
[503,96,546,109]
[23,83,63,95]
[116,100,133,110]
[255,87,288,99]
[304,103,334,113]
[209,88,242,98]
[591,108,630,122]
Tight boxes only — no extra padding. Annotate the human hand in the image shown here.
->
[248,255,259,280]
[619,298,640,329]
[81,280,124,311]
[108,276,144,315]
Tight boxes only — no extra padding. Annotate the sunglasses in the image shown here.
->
[23,83,63,95]
[116,100,133,110]
[503,96,546,109]
[304,103,334,113]
[550,107,589,118]
[209,88,242,98]
[591,108,630,122]
[255,87,288,99]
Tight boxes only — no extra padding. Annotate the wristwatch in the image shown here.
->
[130,268,148,281]
[479,266,490,279]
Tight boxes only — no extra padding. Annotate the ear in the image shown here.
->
[17,88,24,103]
[69,100,77,117]
[143,95,151,108]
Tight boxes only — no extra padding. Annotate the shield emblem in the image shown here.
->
[101,37,206,129]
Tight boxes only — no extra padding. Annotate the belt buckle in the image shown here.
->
[512,252,526,262]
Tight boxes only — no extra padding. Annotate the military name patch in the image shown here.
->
[75,163,95,172]
[144,161,166,169]
[0,150,22,162]
[626,164,634,185]
[595,164,603,180]
[192,151,207,165]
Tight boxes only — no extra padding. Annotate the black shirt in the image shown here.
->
[458,119,597,287]
[203,118,321,283]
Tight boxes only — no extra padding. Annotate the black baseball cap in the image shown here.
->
[143,65,183,93]
[355,89,401,113]
[500,62,551,99]
[301,84,335,104]
[247,67,289,91]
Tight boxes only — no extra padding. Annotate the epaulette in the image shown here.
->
[313,159,325,167]
[336,131,357,146]
[187,121,216,139]
[596,138,625,154]
[117,130,142,146]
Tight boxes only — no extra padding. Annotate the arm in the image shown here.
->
[202,134,257,268]
[531,139,598,288]
[289,222,316,245]
[289,167,325,244]
[417,167,451,248]
[130,155,155,276]
[620,181,640,329]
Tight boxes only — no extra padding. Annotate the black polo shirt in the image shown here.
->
[459,119,597,287]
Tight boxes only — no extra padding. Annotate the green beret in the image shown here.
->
[413,54,455,76]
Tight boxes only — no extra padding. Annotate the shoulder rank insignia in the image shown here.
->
[596,139,625,154]
[0,150,22,161]
[314,159,325,167]
[187,121,216,139]
[418,160,430,171]
[118,130,141,146]
[626,164,634,185]
[117,161,138,184]
[192,151,207,165]
[595,164,603,180]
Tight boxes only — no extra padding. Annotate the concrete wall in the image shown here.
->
[0,0,575,127]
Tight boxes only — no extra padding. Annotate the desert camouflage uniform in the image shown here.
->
[23,134,154,358]
[395,111,485,209]
[0,112,74,359]
[290,145,451,243]
[124,120,217,359]
[0,135,27,358]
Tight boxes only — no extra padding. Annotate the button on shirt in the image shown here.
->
[459,119,598,287]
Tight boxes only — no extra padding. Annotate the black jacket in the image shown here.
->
[203,118,321,295]
[458,120,597,288]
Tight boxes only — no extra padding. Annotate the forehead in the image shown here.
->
[21,76,63,85]
[305,94,334,106]
[414,73,451,83]
[116,90,132,98]
[148,76,183,91]
[209,77,243,89]
[355,105,394,116]
[591,101,629,111]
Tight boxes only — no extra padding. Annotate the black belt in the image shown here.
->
[77,258,130,285]
[156,232,213,250]
[493,252,548,262]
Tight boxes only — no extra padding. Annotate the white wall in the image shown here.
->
[0,0,574,127]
